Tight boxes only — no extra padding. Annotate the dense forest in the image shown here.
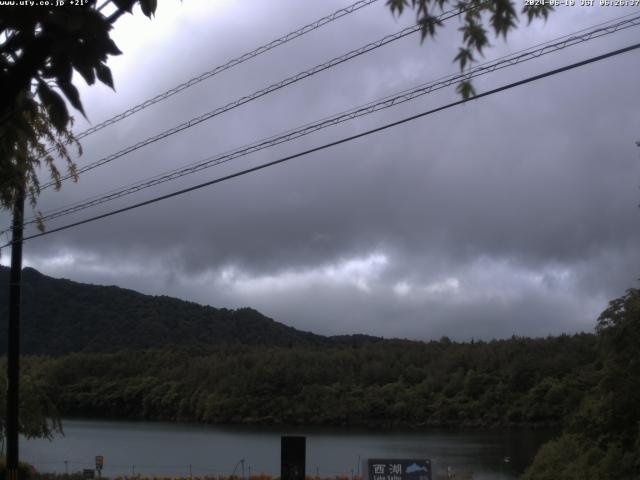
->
[10,333,597,429]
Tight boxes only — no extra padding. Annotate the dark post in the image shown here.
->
[6,183,25,480]
[281,436,305,480]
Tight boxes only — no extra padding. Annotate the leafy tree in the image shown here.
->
[0,367,62,450]
[592,288,640,447]
[0,91,80,225]
[0,0,158,210]
[387,0,554,97]
[0,0,160,454]
[524,287,640,479]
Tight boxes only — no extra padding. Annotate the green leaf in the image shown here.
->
[491,0,518,37]
[456,80,476,100]
[95,62,114,89]
[386,0,409,15]
[112,0,136,13]
[139,0,158,18]
[73,58,96,85]
[418,14,442,41]
[36,213,46,233]
[462,21,489,54]
[37,81,70,132]
[453,47,474,71]
[58,81,86,117]
[523,3,554,24]
[47,58,74,84]
[103,37,123,56]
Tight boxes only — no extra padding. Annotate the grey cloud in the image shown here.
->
[4,0,639,340]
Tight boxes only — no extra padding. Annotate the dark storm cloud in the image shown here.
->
[5,0,640,339]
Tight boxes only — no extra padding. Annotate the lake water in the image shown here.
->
[21,419,555,480]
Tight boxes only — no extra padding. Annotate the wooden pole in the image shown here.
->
[6,182,25,480]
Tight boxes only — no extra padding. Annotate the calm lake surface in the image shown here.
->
[21,419,556,480]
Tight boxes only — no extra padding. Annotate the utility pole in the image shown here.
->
[6,181,25,480]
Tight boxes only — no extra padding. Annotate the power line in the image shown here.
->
[3,42,637,249]
[40,4,468,190]
[15,13,640,232]
[0,0,379,138]
[72,0,382,142]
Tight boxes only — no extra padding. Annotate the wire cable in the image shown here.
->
[15,13,640,232]
[40,4,468,190]
[1,1,379,139]
[72,0,381,142]
[3,42,637,249]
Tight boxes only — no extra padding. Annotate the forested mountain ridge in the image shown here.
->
[0,266,334,354]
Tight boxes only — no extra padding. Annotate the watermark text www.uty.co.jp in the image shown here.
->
[0,0,90,7]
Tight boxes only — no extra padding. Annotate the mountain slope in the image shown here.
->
[0,266,329,355]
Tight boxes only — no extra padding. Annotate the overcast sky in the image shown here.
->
[2,0,639,340]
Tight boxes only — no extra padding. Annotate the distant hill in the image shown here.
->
[0,266,341,355]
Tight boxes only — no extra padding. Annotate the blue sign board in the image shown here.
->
[367,459,432,480]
